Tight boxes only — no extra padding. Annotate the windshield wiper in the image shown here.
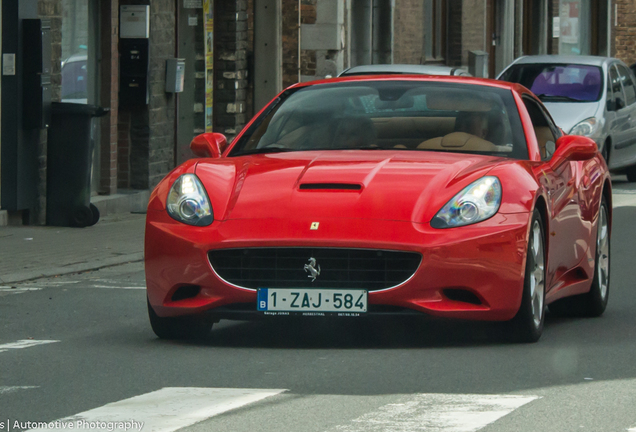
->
[233,147,296,156]
[536,94,584,102]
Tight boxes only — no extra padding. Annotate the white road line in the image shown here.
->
[0,287,42,295]
[0,386,38,395]
[27,387,286,432]
[90,285,146,290]
[0,340,59,352]
[333,393,539,432]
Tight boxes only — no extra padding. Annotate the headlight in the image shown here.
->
[431,176,502,228]
[569,117,598,137]
[166,174,213,226]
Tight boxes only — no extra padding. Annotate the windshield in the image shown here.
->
[230,81,527,159]
[499,63,603,102]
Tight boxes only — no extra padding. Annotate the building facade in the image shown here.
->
[0,0,630,226]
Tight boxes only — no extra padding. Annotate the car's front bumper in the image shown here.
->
[145,210,532,322]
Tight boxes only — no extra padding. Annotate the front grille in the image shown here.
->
[208,248,421,291]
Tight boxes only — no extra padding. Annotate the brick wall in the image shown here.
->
[614,0,636,64]
[99,0,119,194]
[393,0,425,64]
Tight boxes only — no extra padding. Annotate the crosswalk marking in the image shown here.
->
[332,393,539,432]
[0,386,38,395]
[0,339,59,353]
[27,387,286,432]
[0,286,42,296]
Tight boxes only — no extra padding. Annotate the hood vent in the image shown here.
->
[299,183,362,191]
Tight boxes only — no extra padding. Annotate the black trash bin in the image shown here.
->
[46,102,109,227]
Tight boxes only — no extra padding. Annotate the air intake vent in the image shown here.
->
[209,248,421,291]
[299,183,362,190]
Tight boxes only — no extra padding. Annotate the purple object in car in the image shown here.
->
[528,65,602,101]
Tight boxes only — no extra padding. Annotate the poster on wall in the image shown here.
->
[559,0,580,45]
[203,0,214,132]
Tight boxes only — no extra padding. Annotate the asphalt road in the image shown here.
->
[2,183,636,432]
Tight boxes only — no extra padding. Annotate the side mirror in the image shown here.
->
[606,100,616,112]
[190,133,228,158]
[552,135,597,164]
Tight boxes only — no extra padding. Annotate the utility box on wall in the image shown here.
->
[165,59,185,93]
[119,5,150,107]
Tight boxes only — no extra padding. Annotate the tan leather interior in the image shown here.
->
[371,117,455,148]
[534,126,555,159]
[417,132,499,152]
[426,93,495,112]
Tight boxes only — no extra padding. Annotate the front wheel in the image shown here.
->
[147,298,212,340]
[509,209,546,343]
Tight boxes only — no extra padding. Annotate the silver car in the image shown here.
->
[338,64,471,77]
[498,55,636,180]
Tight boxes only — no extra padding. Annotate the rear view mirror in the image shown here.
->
[551,135,597,165]
[190,133,228,158]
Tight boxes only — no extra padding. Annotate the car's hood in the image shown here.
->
[195,151,506,223]
[542,101,600,134]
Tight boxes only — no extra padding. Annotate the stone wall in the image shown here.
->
[215,0,249,140]
[148,0,177,188]
[282,0,301,88]
[461,0,487,66]
[393,0,425,64]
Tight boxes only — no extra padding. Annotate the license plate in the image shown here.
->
[257,288,367,314]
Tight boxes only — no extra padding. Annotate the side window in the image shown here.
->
[606,72,614,106]
[523,98,558,161]
[610,66,626,110]
[617,65,636,106]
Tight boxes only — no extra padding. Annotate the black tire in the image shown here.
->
[89,203,100,226]
[548,196,610,317]
[147,298,212,340]
[509,209,546,343]
[601,141,609,165]
[70,205,93,227]
[626,165,636,182]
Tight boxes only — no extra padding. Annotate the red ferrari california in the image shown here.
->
[145,76,611,343]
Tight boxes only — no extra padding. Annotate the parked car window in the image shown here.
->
[61,54,88,103]
[609,65,626,110]
[499,63,603,102]
[231,81,528,159]
[523,97,559,161]
[617,64,636,106]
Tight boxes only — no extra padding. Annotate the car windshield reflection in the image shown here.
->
[230,81,528,159]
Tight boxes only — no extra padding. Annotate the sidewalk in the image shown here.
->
[0,213,146,284]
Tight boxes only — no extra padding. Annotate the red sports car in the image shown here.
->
[145,76,611,343]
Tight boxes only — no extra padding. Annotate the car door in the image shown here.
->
[609,64,636,167]
[525,97,585,292]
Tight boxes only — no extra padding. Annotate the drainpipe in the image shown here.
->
[298,0,302,83]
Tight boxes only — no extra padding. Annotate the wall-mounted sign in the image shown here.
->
[184,0,203,8]
[120,5,150,39]
[552,17,560,38]
[2,53,16,75]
